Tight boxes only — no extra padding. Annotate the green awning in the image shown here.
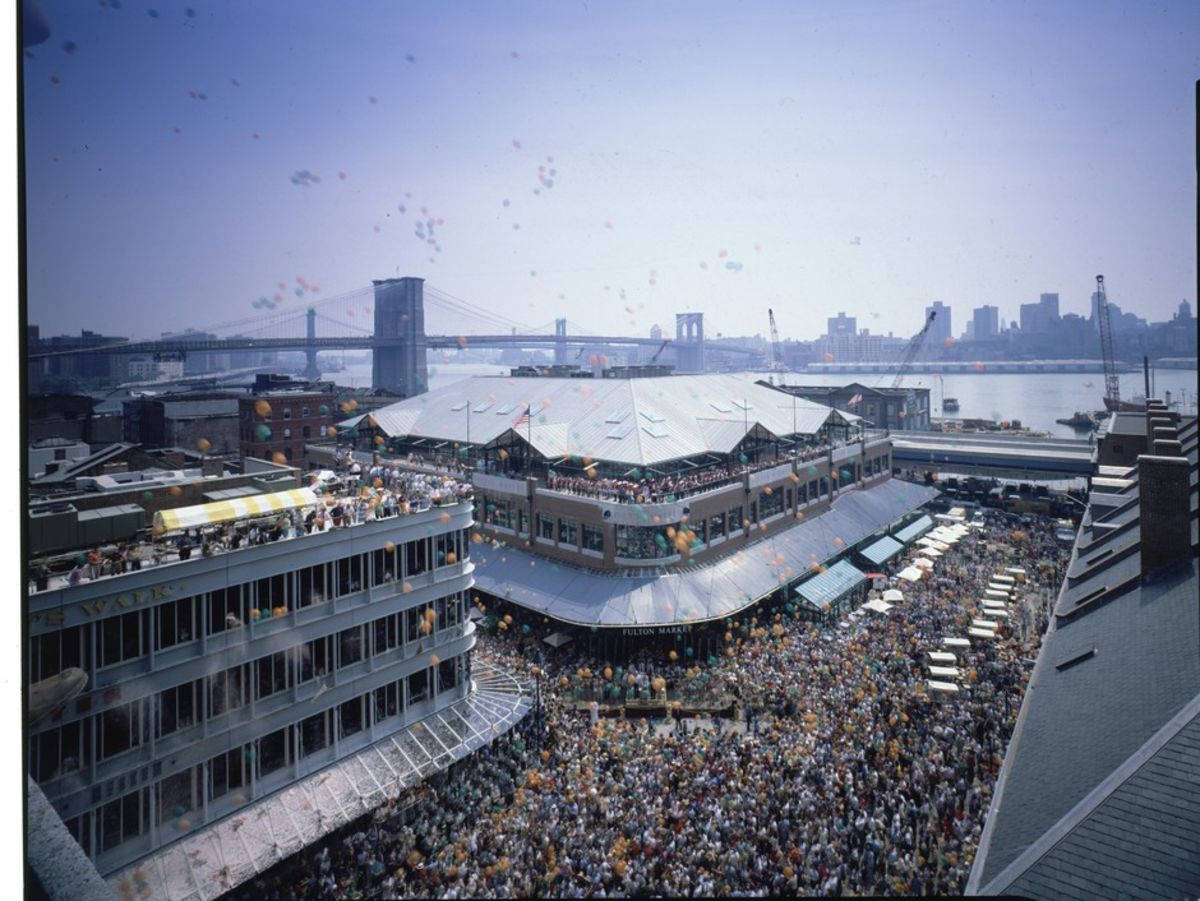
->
[893,514,934,545]
[860,535,904,565]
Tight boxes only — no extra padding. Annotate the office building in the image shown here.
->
[971,305,999,341]
[826,312,857,338]
[25,462,503,898]
[238,375,337,466]
[924,302,951,346]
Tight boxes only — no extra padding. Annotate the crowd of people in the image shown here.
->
[543,442,832,505]
[29,462,473,593]
[244,505,1064,899]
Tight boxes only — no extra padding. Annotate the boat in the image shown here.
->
[941,397,959,412]
[1056,411,1100,430]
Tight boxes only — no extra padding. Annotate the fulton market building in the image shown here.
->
[320,372,939,660]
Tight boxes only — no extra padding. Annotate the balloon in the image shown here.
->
[669,650,678,661]
[254,399,272,418]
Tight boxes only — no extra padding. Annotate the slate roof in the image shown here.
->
[968,415,1200,899]
[469,479,937,627]
[338,374,860,468]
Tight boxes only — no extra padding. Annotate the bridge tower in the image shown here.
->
[675,312,705,372]
[372,277,428,396]
[554,318,568,365]
[304,307,321,381]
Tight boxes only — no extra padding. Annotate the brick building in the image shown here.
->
[238,375,336,465]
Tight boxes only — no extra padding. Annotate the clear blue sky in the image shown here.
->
[21,0,1199,342]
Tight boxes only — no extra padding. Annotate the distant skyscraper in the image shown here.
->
[649,324,663,341]
[971,305,999,340]
[1039,293,1060,320]
[924,302,951,344]
[1177,299,1192,321]
[826,312,857,337]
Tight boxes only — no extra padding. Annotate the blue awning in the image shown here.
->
[796,559,868,608]
[893,513,934,544]
[860,534,904,565]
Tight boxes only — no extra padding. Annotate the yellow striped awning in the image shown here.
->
[152,487,319,535]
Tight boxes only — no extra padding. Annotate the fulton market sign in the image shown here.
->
[620,625,690,637]
[29,583,179,631]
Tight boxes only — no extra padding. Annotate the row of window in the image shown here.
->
[31,628,469,783]
[29,532,469,682]
[240,404,324,422]
[58,656,466,861]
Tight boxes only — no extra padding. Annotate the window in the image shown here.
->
[30,625,87,683]
[338,697,364,739]
[517,508,529,535]
[283,428,292,439]
[491,500,512,529]
[256,651,292,699]
[29,719,90,784]
[156,680,198,738]
[808,479,818,500]
[558,517,578,547]
[373,681,401,724]
[298,636,331,683]
[157,767,198,825]
[99,787,149,853]
[760,489,783,519]
[282,408,292,420]
[156,596,197,651]
[208,665,248,717]
[438,658,459,693]
[709,512,726,540]
[99,610,148,668]
[255,574,288,613]
[336,554,363,595]
[405,538,429,577]
[284,446,293,461]
[615,524,673,559]
[372,547,396,586]
[729,506,744,531]
[408,668,428,705]
[301,407,310,417]
[435,530,461,566]
[373,614,399,655]
[53,448,67,460]
[98,700,145,760]
[208,747,246,802]
[300,711,331,757]
[208,748,246,801]
[303,425,311,438]
[208,586,246,634]
[64,811,93,857]
[538,513,555,541]
[819,477,829,496]
[338,626,363,668]
[256,726,291,779]
[298,564,326,607]
[582,523,604,552]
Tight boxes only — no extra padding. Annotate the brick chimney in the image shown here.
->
[1137,453,1192,578]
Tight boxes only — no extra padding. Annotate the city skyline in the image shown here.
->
[21,0,1198,342]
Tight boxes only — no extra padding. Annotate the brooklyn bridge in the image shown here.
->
[28,277,759,393]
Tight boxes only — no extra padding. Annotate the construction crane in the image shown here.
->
[890,309,938,390]
[767,308,783,372]
[1094,274,1125,411]
[649,339,669,363]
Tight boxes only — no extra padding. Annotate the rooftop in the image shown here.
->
[340,373,861,469]
[968,414,1200,898]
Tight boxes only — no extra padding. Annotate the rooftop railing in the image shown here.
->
[27,472,473,595]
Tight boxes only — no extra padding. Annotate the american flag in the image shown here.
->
[513,405,531,428]
[849,393,863,406]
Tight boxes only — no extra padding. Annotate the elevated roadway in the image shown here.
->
[891,431,1095,479]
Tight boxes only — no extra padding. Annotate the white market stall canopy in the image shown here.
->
[969,627,999,640]
[913,557,935,570]
[927,680,960,695]
[153,487,318,535]
[882,588,905,602]
[917,546,943,558]
[543,632,574,648]
[928,651,957,665]
[942,637,970,648]
[862,598,893,615]
[897,566,925,582]
[971,619,998,631]
[928,665,961,680]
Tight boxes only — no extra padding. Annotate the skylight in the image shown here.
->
[606,424,633,440]
[472,401,494,413]
[495,403,517,415]
[450,401,468,412]
[731,398,752,412]
[605,410,629,424]
[709,401,733,413]
[639,408,665,423]
[641,423,668,439]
